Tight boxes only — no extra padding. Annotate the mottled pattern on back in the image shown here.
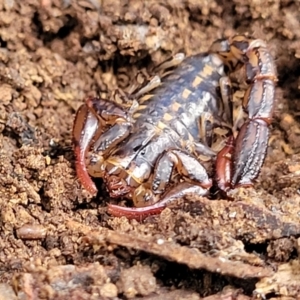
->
[133,53,225,139]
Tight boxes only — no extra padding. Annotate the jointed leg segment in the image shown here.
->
[73,97,134,194]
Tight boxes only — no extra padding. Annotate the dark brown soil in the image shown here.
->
[1,0,300,299]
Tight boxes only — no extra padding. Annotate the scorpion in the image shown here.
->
[73,35,277,220]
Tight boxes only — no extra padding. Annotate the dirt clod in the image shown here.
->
[117,265,157,298]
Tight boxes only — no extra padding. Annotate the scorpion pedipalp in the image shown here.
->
[231,119,270,187]
[73,103,99,195]
[73,97,134,194]
[227,36,276,188]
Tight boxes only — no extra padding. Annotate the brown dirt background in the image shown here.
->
[1,0,300,299]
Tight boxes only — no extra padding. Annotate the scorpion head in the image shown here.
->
[105,175,133,198]
[104,171,158,207]
[102,156,158,207]
[101,132,163,207]
[86,152,139,199]
[85,127,165,207]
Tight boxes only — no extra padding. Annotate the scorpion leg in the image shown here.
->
[87,122,132,178]
[219,76,233,126]
[199,77,233,148]
[232,105,245,135]
[199,112,214,147]
[169,118,216,157]
[108,149,212,218]
[126,54,184,100]
[152,149,212,191]
[108,182,208,220]
[134,75,161,98]
[215,136,234,191]
[129,149,211,208]
[126,53,185,103]
[153,53,185,76]
[199,111,232,149]
[73,97,133,194]
[212,76,235,191]
[194,142,216,158]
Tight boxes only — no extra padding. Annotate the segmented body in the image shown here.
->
[105,53,225,189]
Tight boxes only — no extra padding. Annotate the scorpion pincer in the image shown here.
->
[73,35,277,220]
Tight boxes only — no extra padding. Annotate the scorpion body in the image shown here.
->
[73,35,277,219]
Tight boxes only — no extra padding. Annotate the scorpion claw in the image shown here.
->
[231,119,270,187]
[73,104,99,195]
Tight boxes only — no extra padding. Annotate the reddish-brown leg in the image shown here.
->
[107,182,208,220]
[129,148,212,208]
[215,136,234,192]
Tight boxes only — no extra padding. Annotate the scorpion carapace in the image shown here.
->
[73,35,277,220]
